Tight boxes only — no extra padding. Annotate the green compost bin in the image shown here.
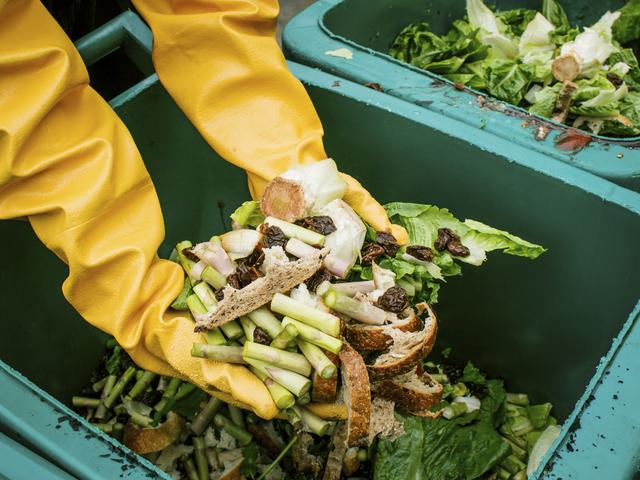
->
[1,11,640,480]
[282,0,640,192]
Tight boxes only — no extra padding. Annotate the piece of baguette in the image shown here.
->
[366,304,437,381]
[374,370,443,413]
[343,308,420,351]
[122,412,185,454]
[311,351,340,403]
[193,248,328,331]
[339,342,371,447]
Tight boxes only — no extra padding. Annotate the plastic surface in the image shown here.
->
[0,431,74,480]
[283,0,640,191]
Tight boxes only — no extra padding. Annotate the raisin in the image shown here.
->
[442,364,463,384]
[243,246,265,268]
[376,285,408,313]
[237,263,262,287]
[305,268,332,292]
[253,327,271,345]
[447,240,470,257]
[261,225,287,249]
[435,228,455,251]
[607,73,623,87]
[182,247,200,262]
[467,382,488,399]
[295,216,337,235]
[227,274,242,290]
[361,243,385,265]
[215,289,225,301]
[375,231,399,257]
[406,245,434,262]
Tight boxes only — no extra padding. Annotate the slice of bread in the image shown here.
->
[122,412,185,454]
[311,351,340,403]
[194,248,328,331]
[339,342,371,447]
[374,370,443,413]
[343,309,420,351]
[366,304,438,381]
[321,423,348,480]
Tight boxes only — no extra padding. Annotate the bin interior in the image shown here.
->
[323,0,626,59]
[0,70,639,455]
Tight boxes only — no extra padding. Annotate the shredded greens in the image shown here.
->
[390,0,640,136]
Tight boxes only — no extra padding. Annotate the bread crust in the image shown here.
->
[343,309,420,351]
[122,412,185,454]
[339,342,371,447]
[374,372,443,413]
[311,351,339,403]
[366,304,438,381]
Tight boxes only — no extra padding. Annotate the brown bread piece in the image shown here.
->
[322,423,348,480]
[339,342,371,447]
[193,248,328,331]
[311,351,340,403]
[122,412,185,454]
[366,304,438,381]
[375,370,443,413]
[343,309,420,351]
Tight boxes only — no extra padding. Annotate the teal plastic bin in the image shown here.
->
[1,11,640,480]
[282,0,640,192]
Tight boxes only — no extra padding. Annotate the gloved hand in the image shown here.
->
[0,0,277,419]
[131,0,408,244]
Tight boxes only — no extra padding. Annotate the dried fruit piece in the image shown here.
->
[243,247,265,269]
[261,225,287,249]
[435,228,455,251]
[375,231,399,257]
[296,216,337,235]
[361,243,385,265]
[182,248,200,262]
[406,245,434,262]
[253,327,271,345]
[434,228,469,257]
[447,240,470,257]
[236,263,262,287]
[376,286,409,313]
[226,274,242,290]
[215,289,225,302]
[306,268,332,292]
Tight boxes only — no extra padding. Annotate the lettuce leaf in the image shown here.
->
[466,0,519,59]
[374,415,511,480]
[542,0,570,29]
[496,9,537,37]
[613,0,640,44]
[486,59,534,104]
[528,83,562,116]
[230,200,265,228]
[519,12,556,60]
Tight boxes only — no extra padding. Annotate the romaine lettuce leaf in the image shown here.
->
[613,0,640,44]
[230,200,265,228]
[496,9,537,37]
[542,0,570,29]
[486,59,534,104]
[528,83,562,116]
[519,12,556,60]
[466,0,519,59]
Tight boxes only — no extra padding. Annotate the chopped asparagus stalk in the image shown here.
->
[297,340,337,379]
[239,316,257,342]
[175,383,197,400]
[104,367,136,409]
[95,374,117,419]
[187,293,226,345]
[220,320,244,340]
[451,383,468,398]
[244,358,311,397]
[191,397,223,435]
[442,401,468,420]
[154,377,181,412]
[125,371,157,400]
[247,307,283,338]
[357,448,368,461]
[176,240,196,280]
[129,410,153,428]
[201,266,226,290]
[264,216,325,246]
[431,373,450,384]
[296,392,311,405]
[506,393,530,406]
[193,437,209,480]
[213,414,253,446]
[182,456,200,480]
[323,289,387,325]
[270,323,299,349]
[72,396,100,408]
[271,293,340,337]
[91,376,108,393]
[282,317,343,355]
[291,405,330,436]
[193,282,217,311]
[228,405,246,429]
[243,341,311,376]
[513,471,527,480]
[328,280,376,297]
[495,466,512,480]
[171,276,192,311]
[250,365,296,409]
[501,454,527,475]
[506,403,528,418]
[508,415,535,436]
[191,344,246,363]
[526,403,553,429]
[285,238,320,258]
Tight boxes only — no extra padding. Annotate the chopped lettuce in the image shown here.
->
[230,200,265,228]
[389,0,640,137]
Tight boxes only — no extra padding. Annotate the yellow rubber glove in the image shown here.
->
[131,0,408,244]
[0,0,277,419]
